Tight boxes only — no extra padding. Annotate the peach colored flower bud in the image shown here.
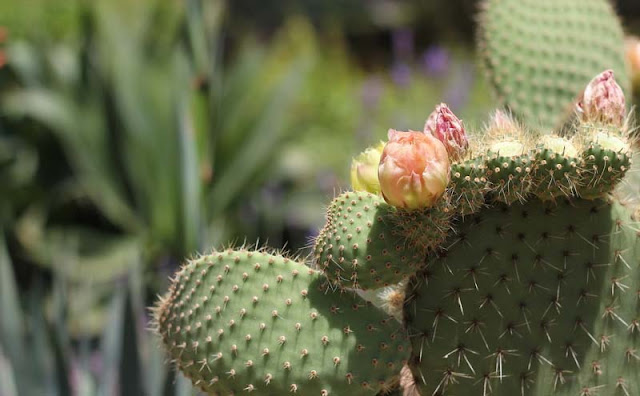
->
[378,129,450,209]
[350,142,385,193]
[577,69,625,126]
[626,36,640,89]
[424,103,468,161]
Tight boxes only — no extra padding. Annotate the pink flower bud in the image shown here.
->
[424,103,468,161]
[350,142,385,194]
[490,109,518,131]
[378,129,450,209]
[577,69,626,126]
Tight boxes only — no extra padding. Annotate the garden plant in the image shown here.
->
[152,0,640,394]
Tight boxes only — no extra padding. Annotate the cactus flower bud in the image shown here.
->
[577,69,626,126]
[378,129,450,209]
[626,36,640,90]
[539,135,578,157]
[350,142,385,193]
[424,103,468,161]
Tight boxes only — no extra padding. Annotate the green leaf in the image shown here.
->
[210,54,312,216]
[98,281,126,395]
[0,232,30,395]
[0,345,18,396]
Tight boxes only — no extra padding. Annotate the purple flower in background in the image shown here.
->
[421,46,451,77]
[392,28,414,59]
[443,61,475,110]
[391,62,412,87]
[360,76,384,110]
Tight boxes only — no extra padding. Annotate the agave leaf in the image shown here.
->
[98,281,126,395]
[118,288,144,395]
[14,206,140,283]
[50,274,72,396]
[0,232,31,395]
[2,88,140,231]
[0,345,18,396]
[75,337,97,396]
[25,279,59,394]
[210,53,312,217]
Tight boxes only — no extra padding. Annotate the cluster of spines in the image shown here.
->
[445,121,633,216]
[403,198,640,395]
[153,248,410,395]
[449,156,490,216]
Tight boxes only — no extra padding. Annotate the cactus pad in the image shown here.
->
[478,0,629,129]
[449,157,489,216]
[484,144,534,204]
[531,136,583,200]
[313,192,450,290]
[153,249,410,395]
[577,124,633,199]
[404,198,640,395]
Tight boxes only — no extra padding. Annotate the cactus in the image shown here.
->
[478,0,629,129]
[152,1,640,395]
[153,97,639,395]
[152,249,410,395]
[404,198,640,395]
[313,191,451,291]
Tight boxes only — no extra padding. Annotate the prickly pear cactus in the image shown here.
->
[153,249,410,395]
[478,0,629,129]
[404,198,640,395]
[152,2,639,395]
[313,191,451,290]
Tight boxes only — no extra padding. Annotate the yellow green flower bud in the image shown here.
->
[350,141,385,193]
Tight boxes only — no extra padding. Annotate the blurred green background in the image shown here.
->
[1,0,639,395]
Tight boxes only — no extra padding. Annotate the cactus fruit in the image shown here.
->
[575,124,633,199]
[152,249,410,395]
[449,156,489,216]
[404,198,640,395]
[481,112,536,204]
[478,0,629,129]
[531,135,582,200]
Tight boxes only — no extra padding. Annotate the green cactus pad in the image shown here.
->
[531,140,583,200]
[577,124,632,199]
[478,0,629,129]
[449,156,489,216]
[313,192,450,290]
[153,249,410,395]
[404,198,640,395]
[484,147,534,204]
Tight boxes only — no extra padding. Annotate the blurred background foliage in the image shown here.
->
[0,0,639,395]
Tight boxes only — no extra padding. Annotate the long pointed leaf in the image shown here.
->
[0,232,30,395]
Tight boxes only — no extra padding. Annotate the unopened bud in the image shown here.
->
[626,36,640,90]
[490,109,519,133]
[350,142,385,193]
[424,103,468,161]
[378,129,450,210]
[577,69,625,126]
[539,135,578,157]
